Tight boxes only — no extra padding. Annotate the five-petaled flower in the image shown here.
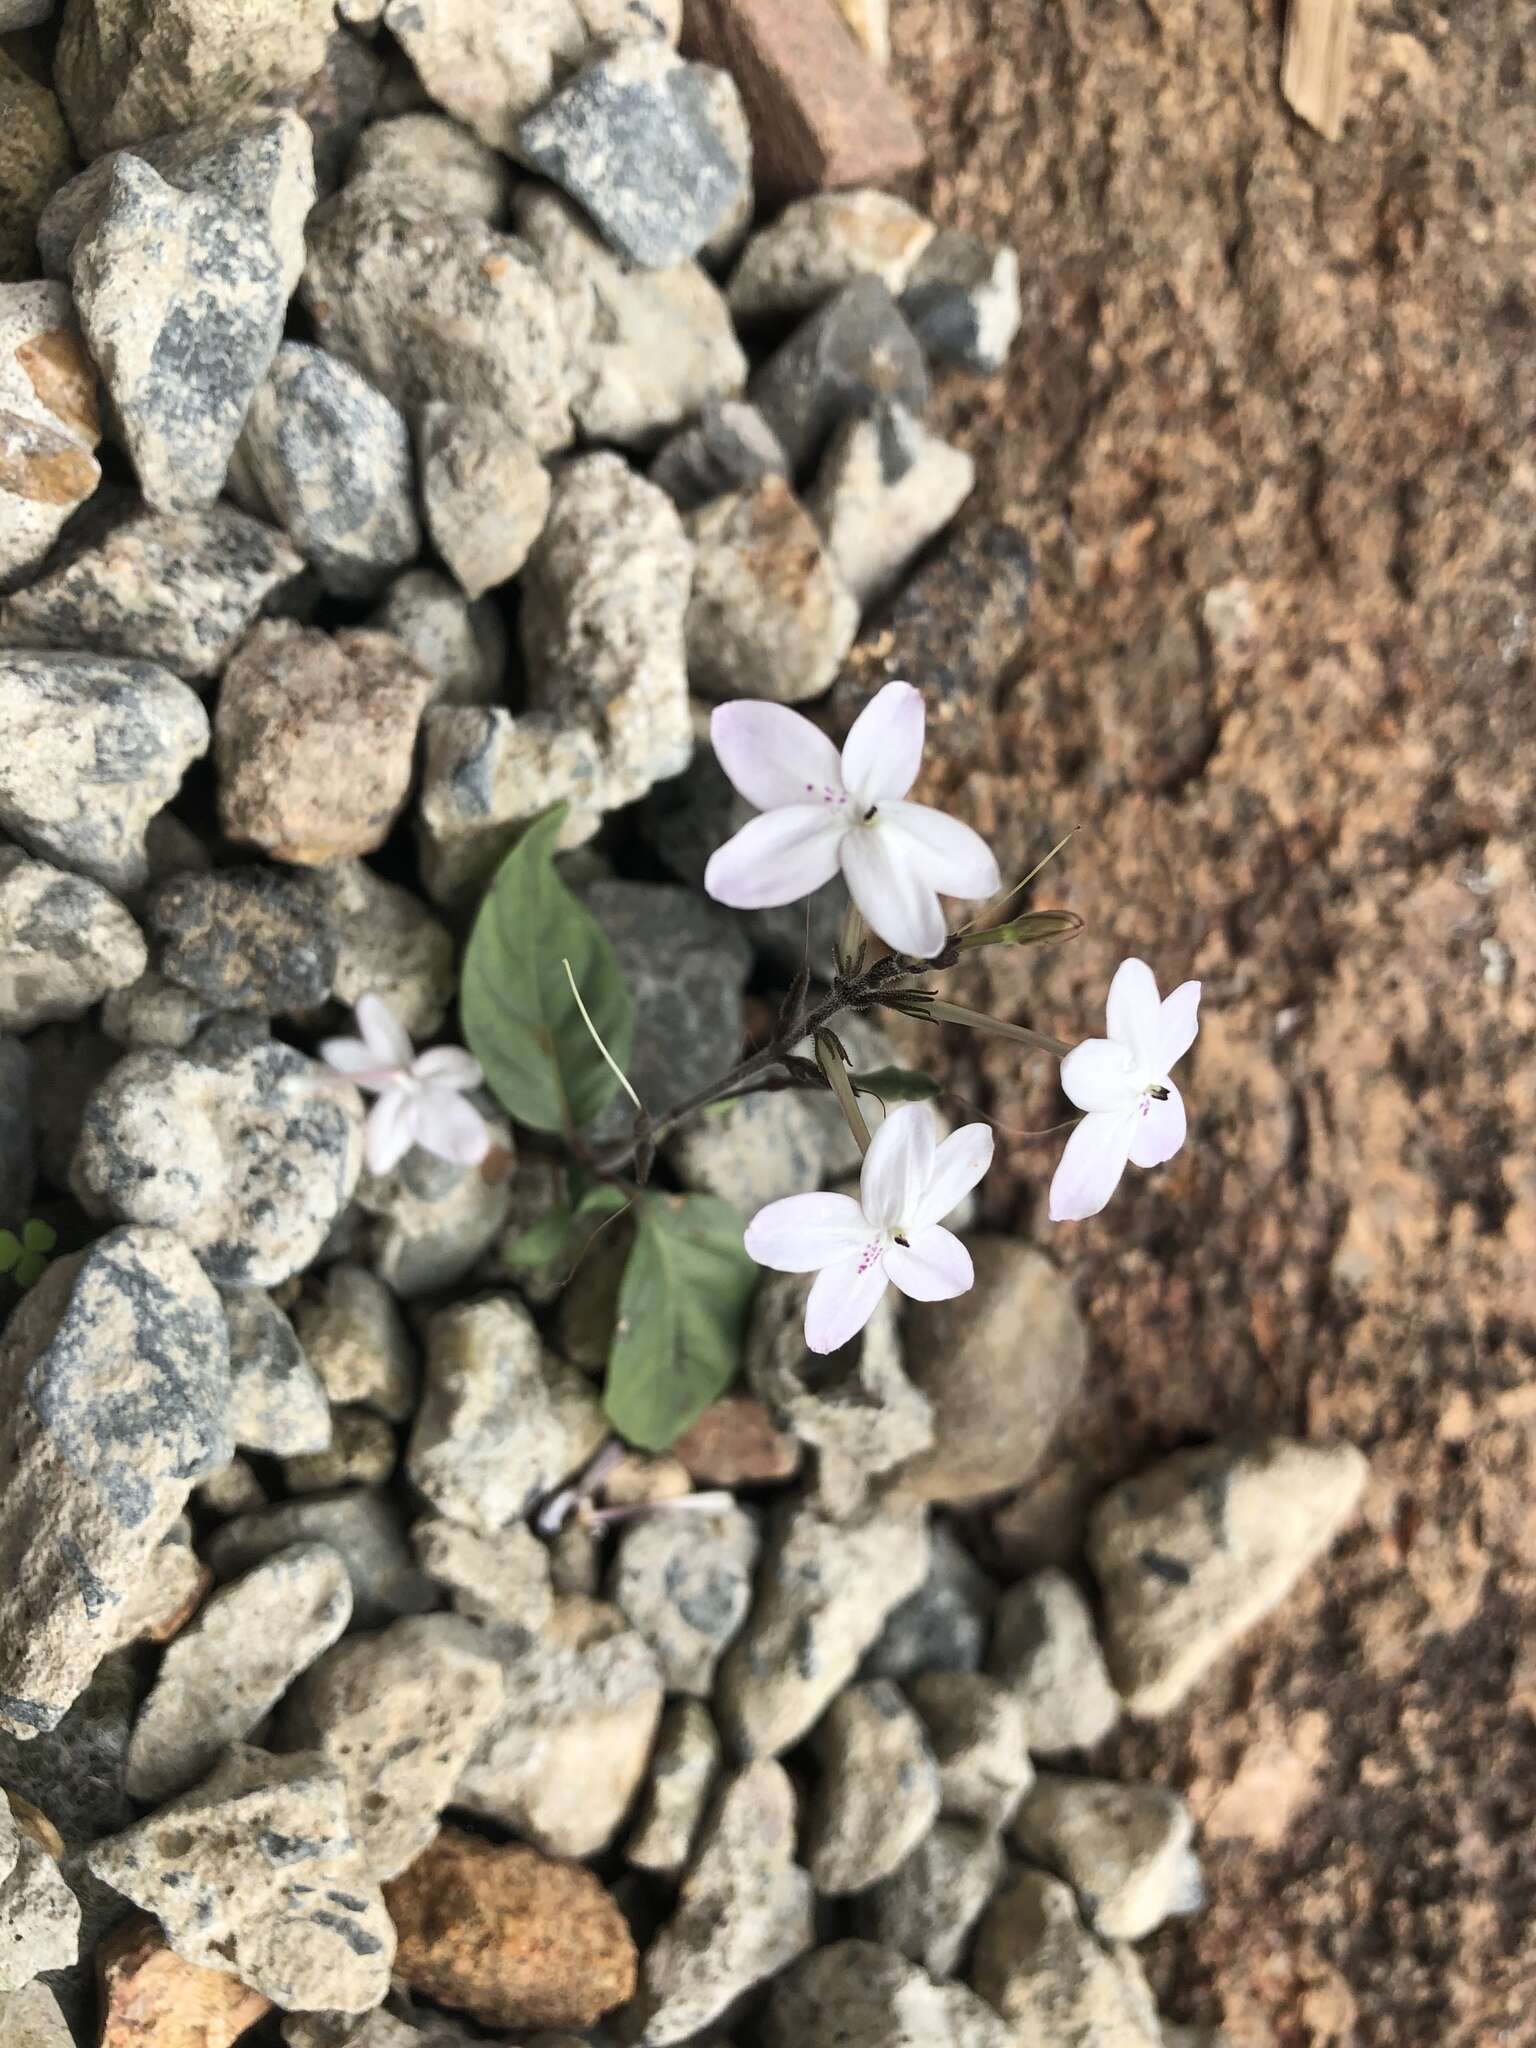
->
[744,1101,994,1353]
[1048,958,1200,1223]
[704,680,1001,959]
[321,994,490,1178]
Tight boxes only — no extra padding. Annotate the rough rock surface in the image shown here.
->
[988,1568,1120,1757]
[352,1137,515,1297]
[69,156,285,510]
[648,398,787,511]
[345,110,512,225]
[124,1543,352,1804]
[283,1408,397,1495]
[810,400,975,605]
[411,1517,554,1633]
[805,1681,941,1895]
[221,1286,332,1456]
[862,1519,994,1682]
[1087,1436,1368,1716]
[908,1671,1033,1830]
[610,1501,758,1696]
[383,1826,636,2031]
[144,867,337,1016]
[728,190,935,323]
[0,1795,81,1990]
[367,569,507,710]
[971,1869,1160,2047]
[418,403,550,599]
[73,1036,364,1286]
[898,228,1021,374]
[717,1499,929,1758]
[625,1697,721,1877]
[310,863,455,1041]
[0,851,145,1031]
[748,276,927,475]
[292,1263,417,1422]
[95,1913,273,2048]
[764,1941,1015,2048]
[205,1489,435,1629]
[283,1616,503,1880]
[671,1394,802,1489]
[86,1744,394,2012]
[1012,1772,1204,1941]
[0,280,101,591]
[0,649,208,892]
[0,57,73,288]
[382,0,587,152]
[637,1761,815,2046]
[856,1818,1004,1979]
[0,1227,230,1737]
[0,498,302,685]
[216,622,433,866]
[0,1979,82,2047]
[418,455,692,898]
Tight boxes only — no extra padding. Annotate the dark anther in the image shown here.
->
[864,804,879,821]
[1148,1084,1170,1101]
[894,1231,910,1246]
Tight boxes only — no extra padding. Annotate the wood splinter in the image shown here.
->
[1282,0,1360,142]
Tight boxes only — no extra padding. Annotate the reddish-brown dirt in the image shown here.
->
[886,2,1536,2041]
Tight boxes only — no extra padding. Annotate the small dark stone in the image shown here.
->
[648,400,788,512]
[145,866,337,1015]
[899,228,1022,374]
[748,276,928,476]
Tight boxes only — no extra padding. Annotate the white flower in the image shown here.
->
[1048,958,1200,1223]
[744,1102,993,1353]
[703,680,1001,959]
[320,994,491,1178]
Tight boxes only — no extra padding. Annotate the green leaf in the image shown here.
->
[502,1182,630,1278]
[0,1230,19,1275]
[851,1065,941,1105]
[21,1219,56,1255]
[605,1193,758,1451]
[461,806,634,1136]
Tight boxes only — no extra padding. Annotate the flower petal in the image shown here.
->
[804,1250,891,1353]
[319,1036,397,1090]
[1059,1037,1141,1114]
[1104,958,1162,1067]
[860,1101,937,1230]
[412,1045,483,1091]
[885,1223,973,1302]
[1154,980,1201,1074]
[705,807,846,910]
[840,679,925,803]
[710,699,845,811]
[908,1122,995,1230]
[876,801,1002,901]
[745,1191,869,1272]
[416,1087,491,1166]
[1128,1080,1187,1169]
[1048,1108,1138,1223]
[356,993,414,1068]
[364,1089,418,1177]
[839,824,948,957]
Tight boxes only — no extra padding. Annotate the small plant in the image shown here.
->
[0,1219,58,1291]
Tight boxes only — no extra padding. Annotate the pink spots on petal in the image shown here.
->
[856,1240,884,1275]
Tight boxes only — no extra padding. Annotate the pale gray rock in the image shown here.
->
[805,1682,941,1896]
[293,1264,416,1421]
[102,1517,208,1652]
[971,1869,1161,2047]
[764,1941,1014,2048]
[73,1037,364,1286]
[717,1499,929,1759]
[728,191,935,323]
[625,1697,720,1878]
[0,498,303,687]
[0,1982,73,2048]
[0,1799,81,1992]
[221,1287,332,1456]
[38,108,316,296]
[0,1646,137,1845]
[196,1454,268,1516]
[0,650,208,893]
[206,1489,437,1630]
[367,568,508,709]
[810,401,976,606]
[693,60,753,267]
[862,1521,995,1683]
[516,186,747,449]
[685,476,859,702]
[900,230,1023,374]
[0,283,101,596]
[55,0,336,159]
[610,1502,758,1696]
[637,1762,814,2046]
[856,1819,1005,1979]
[383,0,587,152]
[87,1743,394,2011]
[0,851,145,1031]
[231,343,419,598]
[1011,1773,1204,1941]
[408,1295,606,1533]
[988,1568,1121,1757]
[749,277,928,475]
[0,1227,231,1738]
[746,1275,933,1520]
[411,1516,554,1632]
[419,402,550,599]
[308,862,456,1041]
[517,41,749,270]
[1087,1436,1369,1717]
[667,1086,835,1216]
[352,1130,515,1296]
[124,1543,351,1804]
[648,399,787,511]
[455,1602,664,1858]
[284,1408,397,1494]
[301,185,571,450]
[99,970,217,1050]
[417,454,691,900]
[144,866,337,1016]
[282,1614,504,1880]
[578,0,682,35]
[907,1672,1033,1830]
[346,111,511,223]
[70,157,286,511]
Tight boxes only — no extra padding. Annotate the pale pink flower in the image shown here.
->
[704,681,1001,959]
[1048,958,1200,1222]
[320,994,490,1178]
[745,1102,993,1353]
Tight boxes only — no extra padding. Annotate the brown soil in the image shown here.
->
[887,2,1536,2042]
